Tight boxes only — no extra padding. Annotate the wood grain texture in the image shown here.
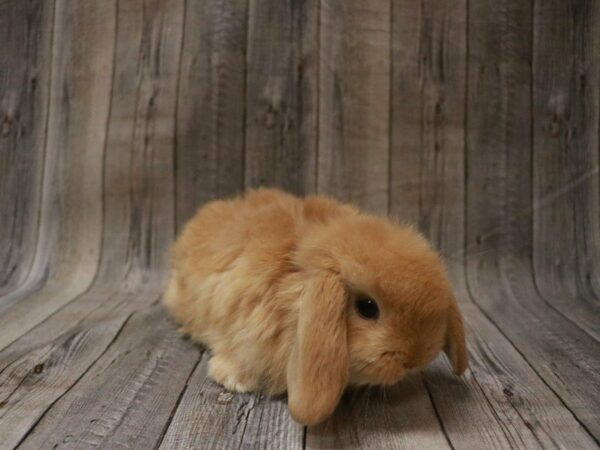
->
[244,0,318,194]
[318,0,391,214]
[532,0,600,340]
[426,302,599,450]
[0,0,184,447]
[390,0,466,260]
[0,0,53,296]
[159,352,304,450]
[18,306,200,450]
[0,0,115,351]
[175,0,247,227]
[0,0,599,448]
[0,306,133,448]
[306,378,451,449]
[466,0,600,440]
[388,3,596,447]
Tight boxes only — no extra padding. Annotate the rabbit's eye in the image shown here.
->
[355,297,379,320]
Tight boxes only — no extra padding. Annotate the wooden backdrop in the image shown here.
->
[0,0,599,448]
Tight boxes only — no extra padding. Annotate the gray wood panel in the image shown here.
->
[0,0,114,350]
[175,0,247,227]
[244,0,318,194]
[390,0,466,260]
[532,0,600,339]
[0,0,53,296]
[317,0,391,215]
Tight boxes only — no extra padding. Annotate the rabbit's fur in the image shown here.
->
[164,188,468,425]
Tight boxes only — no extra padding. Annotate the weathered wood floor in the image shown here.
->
[1,0,599,449]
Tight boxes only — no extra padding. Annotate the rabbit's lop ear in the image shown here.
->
[287,272,349,425]
[444,298,468,375]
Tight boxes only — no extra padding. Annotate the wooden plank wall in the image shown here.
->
[0,0,53,296]
[0,0,599,448]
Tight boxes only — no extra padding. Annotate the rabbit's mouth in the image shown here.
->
[349,352,410,386]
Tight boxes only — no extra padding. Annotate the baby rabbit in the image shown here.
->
[164,188,468,425]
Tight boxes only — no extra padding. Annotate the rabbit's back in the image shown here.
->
[173,189,301,277]
[169,188,355,282]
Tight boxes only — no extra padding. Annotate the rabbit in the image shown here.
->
[164,188,468,425]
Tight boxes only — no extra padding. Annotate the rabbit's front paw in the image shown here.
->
[208,354,255,393]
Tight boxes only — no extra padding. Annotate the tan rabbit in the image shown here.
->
[164,188,468,425]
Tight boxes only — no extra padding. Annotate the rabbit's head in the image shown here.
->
[287,215,467,425]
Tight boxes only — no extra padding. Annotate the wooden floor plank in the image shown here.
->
[175,0,248,227]
[17,305,200,450]
[244,0,319,194]
[158,352,304,450]
[0,290,172,449]
[426,298,599,450]
[0,304,134,449]
[466,258,600,440]
[306,378,451,449]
